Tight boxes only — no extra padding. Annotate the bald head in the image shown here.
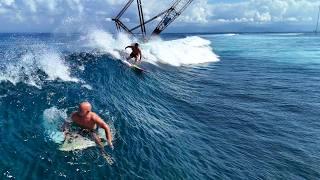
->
[78,101,92,116]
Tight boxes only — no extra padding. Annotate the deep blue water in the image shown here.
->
[0,32,320,179]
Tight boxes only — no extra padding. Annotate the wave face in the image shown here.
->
[1,32,320,179]
[0,31,220,179]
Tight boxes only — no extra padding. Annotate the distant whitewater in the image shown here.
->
[84,29,220,66]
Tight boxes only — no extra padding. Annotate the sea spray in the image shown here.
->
[43,107,67,144]
[0,45,79,88]
[84,29,135,59]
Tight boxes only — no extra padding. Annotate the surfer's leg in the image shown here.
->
[133,56,138,64]
[127,53,134,60]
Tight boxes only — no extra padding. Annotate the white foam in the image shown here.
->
[225,33,238,36]
[143,36,220,66]
[78,65,85,71]
[85,29,134,59]
[84,29,219,66]
[43,107,68,144]
[0,95,7,98]
[0,46,79,88]
[81,84,93,90]
[3,171,14,179]
[39,51,78,82]
[201,33,238,38]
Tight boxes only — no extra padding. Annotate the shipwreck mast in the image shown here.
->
[111,0,148,39]
[112,0,194,40]
[152,0,194,35]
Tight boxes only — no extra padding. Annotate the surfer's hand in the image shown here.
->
[109,141,114,150]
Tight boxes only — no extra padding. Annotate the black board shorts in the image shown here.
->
[69,124,99,137]
[130,52,138,58]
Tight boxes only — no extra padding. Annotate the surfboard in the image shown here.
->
[117,50,146,72]
[43,107,114,164]
[59,128,114,165]
[59,128,108,152]
[131,64,145,72]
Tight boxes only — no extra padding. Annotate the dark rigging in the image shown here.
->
[112,0,194,40]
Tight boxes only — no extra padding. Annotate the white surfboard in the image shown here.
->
[59,128,108,151]
[117,50,145,72]
[60,129,114,165]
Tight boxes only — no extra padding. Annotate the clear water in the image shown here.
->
[0,32,320,179]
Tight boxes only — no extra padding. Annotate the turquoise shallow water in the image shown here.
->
[0,32,320,179]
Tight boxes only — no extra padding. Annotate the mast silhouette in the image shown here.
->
[112,0,194,40]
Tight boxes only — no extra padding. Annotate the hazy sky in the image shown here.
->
[0,0,319,33]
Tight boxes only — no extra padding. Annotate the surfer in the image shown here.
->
[125,43,142,64]
[63,102,113,149]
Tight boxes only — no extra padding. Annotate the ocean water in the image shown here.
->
[0,31,320,179]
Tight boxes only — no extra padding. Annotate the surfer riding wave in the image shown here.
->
[62,102,113,149]
[125,43,142,64]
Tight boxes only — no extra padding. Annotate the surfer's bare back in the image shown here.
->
[64,102,113,149]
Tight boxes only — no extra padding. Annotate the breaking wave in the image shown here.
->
[0,45,79,88]
[83,29,219,66]
[0,30,220,89]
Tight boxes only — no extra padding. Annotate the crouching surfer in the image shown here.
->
[62,101,113,150]
[125,43,142,64]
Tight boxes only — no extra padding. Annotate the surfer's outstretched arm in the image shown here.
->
[92,113,113,149]
[91,132,114,165]
[91,132,103,147]
[125,46,133,49]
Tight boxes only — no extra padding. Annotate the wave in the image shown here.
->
[200,33,239,38]
[224,33,238,36]
[0,30,219,88]
[83,29,134,59]
[83,29,219,66]
[0,45,79,88]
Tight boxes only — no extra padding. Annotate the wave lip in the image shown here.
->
[0,46,79,88]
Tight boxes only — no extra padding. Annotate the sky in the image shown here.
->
[0,0,319,33]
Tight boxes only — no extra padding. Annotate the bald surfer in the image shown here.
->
[125,43,142,64]
[63,102,113,149]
